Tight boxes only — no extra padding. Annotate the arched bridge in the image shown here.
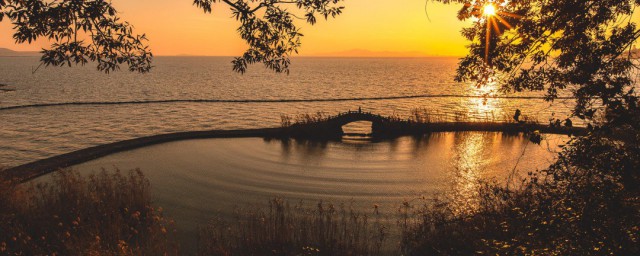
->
[286,110,402,139]
[324,111,390,132]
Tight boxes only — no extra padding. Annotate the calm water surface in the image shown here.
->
[4,56,574,253]
[1,56,575,167]
[71,133,565,252]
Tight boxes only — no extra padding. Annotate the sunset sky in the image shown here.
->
[0,1,472,57]
[2,1,638,57]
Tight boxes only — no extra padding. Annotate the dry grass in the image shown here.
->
[410,107,541,124]
[282,108,542,127]
[399,135,640,255]
[280,114,293,127]
[295,112,329,124]
[409,108,446,123]
[1,168,391,256]
[0,168,178,255]
[281,112,330,127]
[4,121,626,256]
[197,198,389,256]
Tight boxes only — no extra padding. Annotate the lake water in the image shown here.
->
[1,56,575,167]
[71,133,564,252]
[3,56,575,253]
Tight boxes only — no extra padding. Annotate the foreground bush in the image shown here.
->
[198,198,388,256]
[0,169,177,255]
[3,117,638,256]
[401,131,640,255]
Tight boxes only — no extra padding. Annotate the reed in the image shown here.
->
[282,108,542,127]
[400,164,639,254]
[197,198,389,256]
[0,168,178,255]
[280,112,330,127]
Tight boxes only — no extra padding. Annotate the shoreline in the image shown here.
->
[2,128,281,183]
[2,123,585,183]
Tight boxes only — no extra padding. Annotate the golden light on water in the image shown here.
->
[450,133,486,215]
[468,80,501,119]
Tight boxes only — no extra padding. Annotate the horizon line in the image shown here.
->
[157,54,465,58]
[0,47,464,58]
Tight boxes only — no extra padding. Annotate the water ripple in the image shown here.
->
[0,95,572,111]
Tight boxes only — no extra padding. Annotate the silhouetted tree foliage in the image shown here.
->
[1,0,343,74]
[0,0,152,73]
[434,0,640,187]
[193,0,344,73]
[435,0,640,123]
[402,107,640,254]
[396,0,640,255]
[400,2,640,254]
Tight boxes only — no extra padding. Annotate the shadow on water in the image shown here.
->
[266,130,532,162]
[266,137,330,161]
[66,131,564,255]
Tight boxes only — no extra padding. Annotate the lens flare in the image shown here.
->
[483,4,496,16]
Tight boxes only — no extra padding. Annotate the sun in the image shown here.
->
[483,4,496,16]
[476,1,523,64]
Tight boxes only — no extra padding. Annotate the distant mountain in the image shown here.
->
[304,49,435,58]
[0,48,40,57]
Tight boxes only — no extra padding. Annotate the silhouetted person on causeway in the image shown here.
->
[514,109,521,123]
[564,118,573,127]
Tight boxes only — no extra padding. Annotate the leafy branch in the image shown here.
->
[435,0,640,123]
[193,0,344,73]
[1,0,152,73]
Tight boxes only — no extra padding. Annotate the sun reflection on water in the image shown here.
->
[449,132,491,215]
[465,81,505,121]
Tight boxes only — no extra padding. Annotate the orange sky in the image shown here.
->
[1,1,638,57]
[0,1,472,57]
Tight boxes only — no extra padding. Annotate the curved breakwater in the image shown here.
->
[1,128,280,183]
[1,57,584,168]
[0,94,574,111]
[2,122,584,184]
